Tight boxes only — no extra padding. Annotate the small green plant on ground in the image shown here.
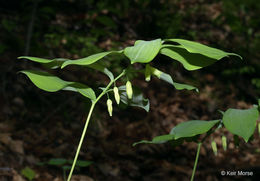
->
[37,158,92,180]
[21,167,36,181]
[19,38,243,180]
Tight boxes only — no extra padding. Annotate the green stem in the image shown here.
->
[67,102,95,181]
[190,142,202,181]
[67,70,126,181]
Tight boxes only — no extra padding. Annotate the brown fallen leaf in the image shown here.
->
[71,175,94,181]
[12,170,25,181]
[10,140,24,154]
[0,134,24,154]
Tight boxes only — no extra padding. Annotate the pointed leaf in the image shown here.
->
[20,70,68,92]
[124,39,162,64]
[20,70,96,100]
[118,86,149,112]
[45,58,69,69]
[170,120,220,139]
[133,134,175,146]
[165,39,242,60]
[223,107,259,142]
[18,56,67,69]
[147,65,198,91]
[160,47,218,70]
[68,160,93,167]
[63,82,96,100]
[61,51,122,69]
[48,158,67,166]
[18,56,53,63]
[133,119,219,146]
[87,62,114,80]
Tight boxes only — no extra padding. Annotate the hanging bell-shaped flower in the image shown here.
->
[211,140,218,156]
[145,64,151,82]
[107,99,113,117]
[113,87,120,105]
[222,136,227,151]
[126,81,133,99]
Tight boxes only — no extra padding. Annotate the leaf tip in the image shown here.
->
[18,56,26,59]
[61,63,68,69]
[132,143,138,147]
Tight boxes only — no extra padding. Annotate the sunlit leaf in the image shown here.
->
[161,39,241,70]
[124,39,162,64]
[18,56,53,63]
[165,39,242,60]
[223,107,259,142]
[18,56,68,69]
[61,51,122,68]
[20,70,96,100]
[170,120,220,139]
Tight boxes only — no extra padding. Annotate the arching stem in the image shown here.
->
[67,70,126,181]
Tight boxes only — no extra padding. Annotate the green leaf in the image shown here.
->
[18,56,68,69]
[48,158,67,166]
[63,82,96,100]
[18,55,115,79]
[133,134,175,146]
[87,62,114,80]
[18,56,53,63]
[133,120,219,146]
[61,51,122,69]
[160,47,218,70]
[134,120,219,146]
[146,65,198,92]
[164,39,242,60]
[62,165,71,170]
[258,99,260,107]
[124,39,162,64]
[68,160,93,167]
[223,107,259,142]
[118,86,150,112]
[21,167,36,181]
[20,70,96,100]
[45,58,70,69]
[170,120,220,139]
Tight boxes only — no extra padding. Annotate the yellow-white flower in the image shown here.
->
[211,140,218,156]
[113,87,120,105]
[145,64,151,82]
[222,136,227,151]
[126,81,133,99]
[107,99,113,117]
